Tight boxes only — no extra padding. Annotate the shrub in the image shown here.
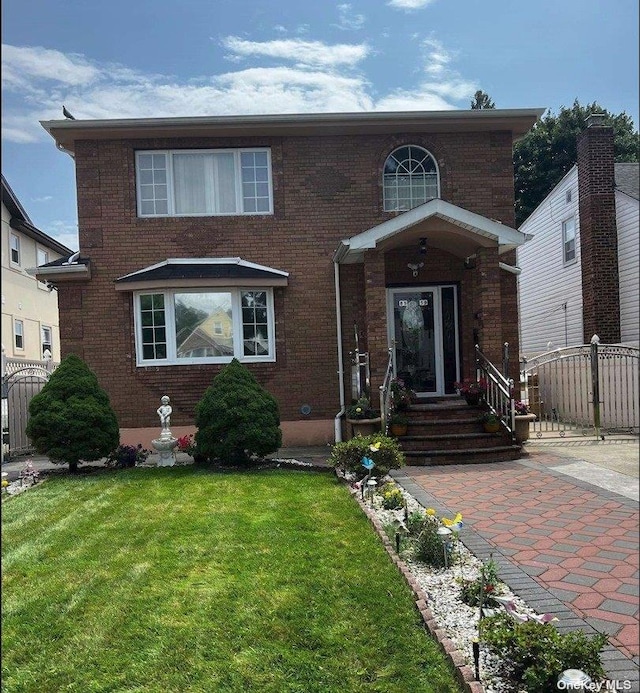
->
[25,354,120,473]
[194,359,281,466]
[480,612,607,693]
[379,482,405,509]
[414,515,457,568]
[328,433,404,479]
[460,557,503,608]
[406,509,429,537]
[105,444,150,469]
[346,396,378,420]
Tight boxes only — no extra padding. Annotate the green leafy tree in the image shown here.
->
[194,358,281,465]
[514,100,639,225]
[470,90,495,109]
[26,354,120,473]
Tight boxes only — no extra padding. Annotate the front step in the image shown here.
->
[403,445,522,466]
[394,397,522,465]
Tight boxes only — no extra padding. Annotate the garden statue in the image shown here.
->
[152,394,178,466]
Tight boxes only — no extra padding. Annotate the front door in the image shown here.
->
[388,286,459,397]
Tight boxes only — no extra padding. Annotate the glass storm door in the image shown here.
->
[388,286,459,396]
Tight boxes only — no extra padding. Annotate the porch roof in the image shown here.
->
[333,198,531,264]
[114,257,289,291]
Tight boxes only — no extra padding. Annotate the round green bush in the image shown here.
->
[25,354,120,472]
[194,359,282,465]
[328,433,405,479]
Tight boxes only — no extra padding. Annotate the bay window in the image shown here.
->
[134,288,275,365]
[136,148,272,217]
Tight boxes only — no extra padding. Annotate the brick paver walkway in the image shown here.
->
[392,453,639,687]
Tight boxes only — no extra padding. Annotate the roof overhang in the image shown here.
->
[41,108,545,156]
[114,257,289,291]
[334,198,531,264]
[26,255,90,282]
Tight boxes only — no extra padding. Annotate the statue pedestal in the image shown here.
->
[152,432,178,467]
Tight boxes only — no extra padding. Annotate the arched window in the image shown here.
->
[383,146,439,211]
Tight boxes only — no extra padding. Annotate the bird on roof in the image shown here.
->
[62,106,76,120]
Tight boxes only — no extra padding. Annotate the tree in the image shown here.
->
[470,90,495,109]
[514,100,639,226]
[194,358,281,465]
[26,354,120,473]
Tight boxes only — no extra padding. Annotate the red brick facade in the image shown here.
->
[577,121,621,343]
[48,114,534,444]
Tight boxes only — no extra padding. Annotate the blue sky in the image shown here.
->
[2,0,638,251]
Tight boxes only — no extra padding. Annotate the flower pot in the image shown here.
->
[514,413,537,444]
[464,393,482,406]
[389,423,408,437]
[346,417,382,439]
[483,420,501,433]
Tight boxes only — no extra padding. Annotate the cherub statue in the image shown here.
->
[157,395,172,432]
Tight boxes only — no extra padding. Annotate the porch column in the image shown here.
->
[475,246,503,365]
[363,249,388,395]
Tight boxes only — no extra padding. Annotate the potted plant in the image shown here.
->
[454,378,487,405]
[388,412,409,437]
[346,396,381,438]
[389,378,416,411]
[513,400,537,444]
[481,411,501,433]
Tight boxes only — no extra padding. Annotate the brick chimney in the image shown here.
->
[577,113,621,343]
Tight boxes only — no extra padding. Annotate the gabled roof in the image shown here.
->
[41,108,545,156]
[1,175,74,257]
[334,198,528,264]
[114,258,289,291]
[615,163,639,200]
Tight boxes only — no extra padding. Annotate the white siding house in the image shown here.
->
[517,162,639,358]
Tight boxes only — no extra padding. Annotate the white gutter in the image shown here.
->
[499,262,522,275]
[333,260,346,442]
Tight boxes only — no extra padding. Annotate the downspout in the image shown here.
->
[333,259,346,442]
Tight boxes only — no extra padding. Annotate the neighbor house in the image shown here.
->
[2,175,74,364]
[36,109,543,446]
[517,115,639,358]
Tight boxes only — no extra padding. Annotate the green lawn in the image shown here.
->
[1,467,462,693]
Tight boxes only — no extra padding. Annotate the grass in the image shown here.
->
[1,467,462,693]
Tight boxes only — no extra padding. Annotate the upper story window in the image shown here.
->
[134,288,275,366]
[10,233,20,266]
[383,145,439,212]
[41,325,52,357]
[135,149,273,217]
[562,217,576,264]
[37,248,49,289]
[565,189,572,204]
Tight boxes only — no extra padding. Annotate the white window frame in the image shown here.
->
[133,288,276,366]
[10,233,21,266]
[135,148,274,218]
[562,217,577,265]
[41,325,52,357]
[37,247,50,289]
[383,145,440,212]
[14,319,24,350]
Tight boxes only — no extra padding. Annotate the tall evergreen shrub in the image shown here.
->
[194,359,281,465]
[26,354,120,472]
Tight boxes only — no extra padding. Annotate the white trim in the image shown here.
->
[334,198,527,263]
[133,287,276,367]
[117,257,289,282]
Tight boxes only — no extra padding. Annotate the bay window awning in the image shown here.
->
[114,257,289,291]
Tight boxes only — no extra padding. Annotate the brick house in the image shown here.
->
[37,109,542,447]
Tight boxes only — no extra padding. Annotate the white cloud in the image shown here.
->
[1,33,476,144]
[387,0,437,9]
[45,220,79,252]
[31,195,53,203]
[222,36,369,68]
[335,4,366,31]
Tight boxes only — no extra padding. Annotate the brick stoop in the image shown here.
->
[396,398,522,465]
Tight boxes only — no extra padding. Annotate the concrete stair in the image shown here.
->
[396,398,522,465]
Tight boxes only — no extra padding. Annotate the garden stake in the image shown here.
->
[395,531,401,554]
[472,638,480,680]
